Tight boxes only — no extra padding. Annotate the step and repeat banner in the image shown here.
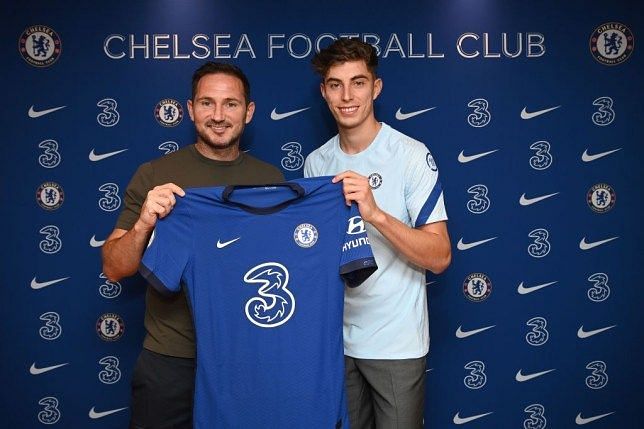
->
[2,1,642,427]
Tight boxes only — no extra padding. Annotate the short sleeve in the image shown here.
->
[115,162,154,231]
[339,204,377,287]
[405,147,448,227]
[139,199,193,295]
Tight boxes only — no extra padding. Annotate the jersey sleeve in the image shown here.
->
[339,204,378,287]
[405,146,448,227]
[139,199,193,295]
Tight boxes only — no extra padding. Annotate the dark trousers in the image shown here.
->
[345,355,426,429]
[129,349,195,429]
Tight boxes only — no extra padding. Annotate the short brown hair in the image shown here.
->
[311,38,378,79]
[191,62,251,104]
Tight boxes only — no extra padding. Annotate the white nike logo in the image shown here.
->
[90,235,105,248]
[457,149,498,163]
[515,368,556,382]
[456,237,497,251]
[425,281,437,286]
[579,236,618,250]
[270,107,310,120]
[89,148,128,162]
[453,411,493,425]
[577,325,616,339]
[88,406,128,419]
[455,324,495,339]
[575,412,615,425]
[519,192,560,206]
[395,107,436,120]
[581,148,622,162]
[520,105,560,119]
[30,276,70,290]
[216,237,241,249]
[29,362,69,375]
[28,105,66,118]
[517,281,557,295]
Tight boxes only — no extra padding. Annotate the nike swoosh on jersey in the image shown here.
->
[395,107,436,120]
[89,148,128,161]
[88,406,128,419]
[581,148,622,162]
[29,362,69,375]
[575,412,615,425]
[453,412,493,425]
[30,276,70,290]
[520,105,560,119]
[90,235,105,248]
[519,192,559,206]
[456,237,497,251]
[517,281,557,295]
[455,325,495,339]
[217,237,241,248]
[577,325,617,339]
[270,107,310,120]
[28,105,66,118]
[515,368,556,382]
[457,149,498,163]
[579,236,618,250]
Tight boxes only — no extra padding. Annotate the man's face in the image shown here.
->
[320,60,382,131]
[187,73,254,151]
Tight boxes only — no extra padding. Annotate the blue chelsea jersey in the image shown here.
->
[140,176,377,429]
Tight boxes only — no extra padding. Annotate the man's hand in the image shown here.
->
[136,183,185,232]
[332,171,384,224]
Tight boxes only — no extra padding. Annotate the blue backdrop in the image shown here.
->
[2,1,642,427]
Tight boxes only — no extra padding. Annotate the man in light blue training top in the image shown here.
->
[304,38,452,429]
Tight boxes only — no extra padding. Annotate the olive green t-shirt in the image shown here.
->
[116,144,284,358]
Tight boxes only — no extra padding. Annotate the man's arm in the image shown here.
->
[333,171,451,274]
[102,183,185,281]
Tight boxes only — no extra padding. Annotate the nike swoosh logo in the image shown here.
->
[579,236,618,250]
[395,107,436,120]
[425,281,437,286]
[30,276,70,290]
[90,235,105,248]
[30,362,69,375]
[458,149,498,163]
[456,237,497,251]
[455,325,495,339]
[453,412,493,425]
[577,325,616,339]
[517,281,557,295]
[270,107,310,120]
[88,406,128,419]
[28,105,66,118]
[575,412,615,425]
[515,368,556,382]
[216,237,241,249]
[520,105,560,119]
[89,148,128,161]
[519,192,560,206]
[581,148,622,162]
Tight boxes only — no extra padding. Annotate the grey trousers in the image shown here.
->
[344,355,426,429]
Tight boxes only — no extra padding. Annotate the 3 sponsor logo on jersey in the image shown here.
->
[97,98,120,126]
[587,183,615,213]
[463,273,492,302]
[590,22,634,66]
[36,182,64,210]
[96,313,125,341]
[293,223,318,248]
[154,98,183,127]
[19,25,61,67]
[368,173,382,189]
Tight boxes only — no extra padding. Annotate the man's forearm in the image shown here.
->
[370,213,451,274]
[102,222,153,281]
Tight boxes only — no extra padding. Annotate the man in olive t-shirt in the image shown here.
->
[102,62,283,429]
